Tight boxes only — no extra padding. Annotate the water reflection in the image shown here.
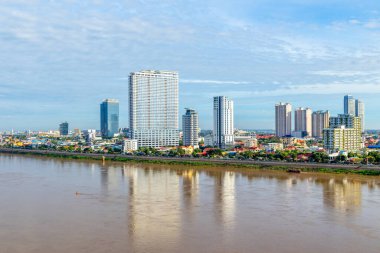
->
[1,154,380,253]
[320,178,362,213]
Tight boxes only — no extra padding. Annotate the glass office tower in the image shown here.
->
[100,99,119,138]
[59,122,69,136]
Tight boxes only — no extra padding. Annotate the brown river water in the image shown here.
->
[0,154,380,253]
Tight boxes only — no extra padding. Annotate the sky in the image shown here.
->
[1,0,380,131]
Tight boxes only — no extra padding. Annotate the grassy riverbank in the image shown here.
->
[1,148,380,176]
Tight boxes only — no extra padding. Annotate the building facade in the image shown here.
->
[294,107,312,137]
[355,99,365,132]
[275,103,292,137]
[323,114,362,152]
[182,108,199,146]
[59,122,69,136]
[129,70,179,148]
[123,139,138,152]
[100,99,119,138]
[213,96,234,149]
[312,110,330,138]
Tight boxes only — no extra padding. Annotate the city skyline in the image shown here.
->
[1,1,380,130]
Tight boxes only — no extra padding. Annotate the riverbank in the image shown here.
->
[1,148,380,176]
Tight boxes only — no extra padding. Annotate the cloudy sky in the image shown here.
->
[1,0,380,131]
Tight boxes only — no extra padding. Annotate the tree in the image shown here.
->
[311,152,329,163]
[206,149,223,157]
[336,154,347,162]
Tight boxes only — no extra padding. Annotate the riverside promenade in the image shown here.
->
[1,147,380,172]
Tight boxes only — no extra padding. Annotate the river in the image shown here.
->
[0,154,380,253]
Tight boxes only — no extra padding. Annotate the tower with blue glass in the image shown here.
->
[100,99,119,138]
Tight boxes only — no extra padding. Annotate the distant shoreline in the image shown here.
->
[1,148,380,176]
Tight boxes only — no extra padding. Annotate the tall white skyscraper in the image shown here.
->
[355,99,365,132]
[182,108,199,147]
[344,95,355,115]
[312,110,330,138]
[275,103,292,137]
[294,107,312,137]
[213,96,234,149]
[129,70,179,148]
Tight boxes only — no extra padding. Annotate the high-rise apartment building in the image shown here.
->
[312,110,330,138]
[355,99,365,132]
[213,96,234,149]
[323,114,363,152]
[294,107,312,137]
[129,70,179,148]
[59,122,69,136]
[182,108,199,147]
[344,95,355,115]
[100,99,119,138]
[275,103,292,137]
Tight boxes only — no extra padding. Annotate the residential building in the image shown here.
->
[182,108,199,147]
[123,139,138,152]
[264,143,284,152]
[275,102,292,137]
[243,138,258,148]
[344,95,355,115]
[312,110,330,138]
[129,70,179,147]
[213,96,234,149]
[323,114,363,152]
[59,122,69,136]
[100,99,119,138]
[294,107,312,137]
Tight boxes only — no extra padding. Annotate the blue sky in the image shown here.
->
[1,0,380,131]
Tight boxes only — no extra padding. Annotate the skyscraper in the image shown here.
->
[275,103,292,137]
[312,110,330,138]
[355,99,365,131]
[344,95,355,115]
[100,99,119,138]
[294,107,312,137]
[129,70,179,147]
[213,96,234,149]
[182,108,199,147]
[59,122,69,136]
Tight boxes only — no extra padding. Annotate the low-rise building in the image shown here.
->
[264,143,284,152]
[123,139,138,152]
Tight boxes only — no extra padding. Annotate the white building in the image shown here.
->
[275,102,292,137]
[312,110,330,138]
[294,107,312,137]
[123,139,138,152]
[204,134,214,147]
[83,129,97,144]
[213,96,234,149]
[182,108,199,147]
[129,70,179,148]
[264,143,284,152]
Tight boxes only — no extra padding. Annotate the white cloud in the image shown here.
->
[181,79,251,85]
[364,20,380,29]
[253,82,380,97]
[310,70,380,77]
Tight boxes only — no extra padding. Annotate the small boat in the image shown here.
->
[286,169,302,174]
